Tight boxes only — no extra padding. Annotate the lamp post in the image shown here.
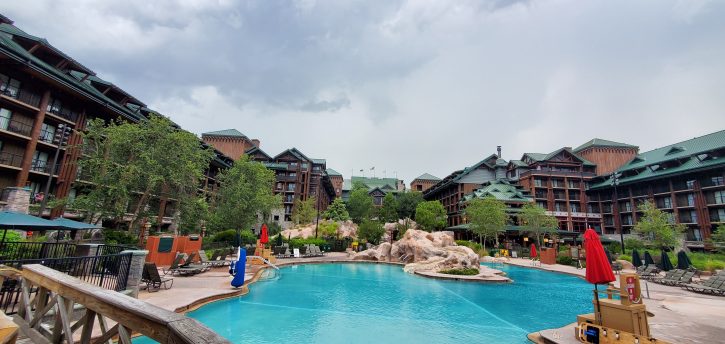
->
[315,182,321,238]
[611,172,625,254]
[38,123,72,218]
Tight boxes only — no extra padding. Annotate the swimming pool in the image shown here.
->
[135,263,593,343]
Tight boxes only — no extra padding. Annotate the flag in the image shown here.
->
[359,169,363,172]
[371,167,375,170]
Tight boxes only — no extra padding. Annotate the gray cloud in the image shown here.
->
[3,0,725,184]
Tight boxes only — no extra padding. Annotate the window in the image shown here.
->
[289,172,296,177]
[710,208,725,223]
[656,196,672,209]
[711,176,724,187]
[287,183,296,191]
[620,201,631,212]
[535,190,547,198]
[567,180,579,189]
[621,214,633,225]
[552,179,564,188]
[0,73,21,98]
[536,201,547,209]
[39,122,56,143]
[679,210,698,224]
[686,180,695,189]
[0,108,10,130]
[555,202,567,212]
[302,163,308,169]
[602,204,612,213]
[32,150,49,172]
[534,179,543,187]
[713,191,725,205]
[570,203,580,212]
[47,97,62,114]
[554,191,565,200]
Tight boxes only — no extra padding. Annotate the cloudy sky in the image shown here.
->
[5,0,725,184]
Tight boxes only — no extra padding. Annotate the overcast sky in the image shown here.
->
[5,0,725,184]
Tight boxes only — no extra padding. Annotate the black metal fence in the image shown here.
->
[0,253,132,315]
[0,242,77,261]
[96,244,136,256]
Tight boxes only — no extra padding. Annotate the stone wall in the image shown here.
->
[3,187,31,214]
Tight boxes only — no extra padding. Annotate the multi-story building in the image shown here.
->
[326,168,343,198]
[410,173,440,192]
[573,138,639,176]
[0,16,233,232]
[587,130,725,247]
[424,153,507,227]
[244,146,335,225]
[341,176,404,205]
[510,148,601,233]
[201,129,260,161]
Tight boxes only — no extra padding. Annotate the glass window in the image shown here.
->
[686,180,695,189]
[40,122,56,143]
[0,108,10,130]
[534,179,543,187]
[570,203,580,212]
[0,74,21,98]
[714,191,725,204]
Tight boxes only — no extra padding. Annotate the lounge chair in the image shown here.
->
[638,265,659,280]
[681,276,725,295]
[210,249,230,266]
[666,270,696,286]
[162,254,202,276]
[199,250,226,268]
[142,263,174,292]
[652,269,684,285]
[182,252,211,272]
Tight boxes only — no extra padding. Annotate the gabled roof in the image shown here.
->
[413,173,441,181]
[461,179,533,204]
[351,176,399,191]
[573,138,638,153]
[312,158,326,165]
[245,146,271,160]
[590,130,725,189]
[202,129,248,138]
[522,148,595,166]
[326,168,343,177]
[508,160,528,168]
[274,148,311,162]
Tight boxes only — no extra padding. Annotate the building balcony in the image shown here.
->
[276,175,297,182]
[0,87,42,110]
[30,160,60,175]
[46,108,79,124]
[0,116,33,138]
[0,151,24,169]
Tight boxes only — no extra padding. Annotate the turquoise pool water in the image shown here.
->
[135,263,593,343]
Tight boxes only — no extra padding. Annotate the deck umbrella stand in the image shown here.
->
[584,228,616,325]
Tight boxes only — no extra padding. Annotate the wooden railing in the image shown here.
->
[9,264,230,344]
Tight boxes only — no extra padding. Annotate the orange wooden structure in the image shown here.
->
[145,235,202,266]
[540,247,557,265]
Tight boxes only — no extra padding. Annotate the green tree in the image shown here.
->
[633,200,685,249]
[379,193,399,223]
[357,220,385,244]
[518,203,558,248]
[465,197,508,250]
[323,198,349,221]
[177,196,209,235]
[347,182,374,224]
[711,224,725,252]
[397,191,424,221]
[73,115,215,241]
[209,156,281,233]
[415,201,447,231]
[318,221,341,239]
[291,197,317,225]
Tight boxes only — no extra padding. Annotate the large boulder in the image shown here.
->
[353,229,479,273]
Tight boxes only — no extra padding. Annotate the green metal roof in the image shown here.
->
[312,158,326,165]
[509,160,528,167]
[413,173,441,181]
[262,162,288,170]
[522,148,596,166]
[351,176,398,191]
[573,138,638,153]
[202,129,247,138]
[460,179,533,203]
[590,130,725,189]
[326,168,342,177]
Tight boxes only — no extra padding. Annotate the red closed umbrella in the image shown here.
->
[530,243,537,259]
[260,223,269,244]
[584,228,616,324]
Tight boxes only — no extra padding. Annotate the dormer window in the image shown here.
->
[665,146,685,155]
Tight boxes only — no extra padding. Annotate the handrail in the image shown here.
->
[17,264,230,344]
[247,256,279,270]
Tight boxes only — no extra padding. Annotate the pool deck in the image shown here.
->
[138,254,725,344]
[504,258,725,344]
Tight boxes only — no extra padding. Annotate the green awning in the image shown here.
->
[0,211,63,230]
[51,218,103,230]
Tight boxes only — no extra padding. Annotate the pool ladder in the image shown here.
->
[248,255,281,281]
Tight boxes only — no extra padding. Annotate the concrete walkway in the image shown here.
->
[138,254,725,344]
[505,258,725,344]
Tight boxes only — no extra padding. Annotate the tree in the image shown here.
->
[323,198,349,221]
[518,203,558,248]
[177,196,209,235]
[465,197,508,250]
[397,191,424,221]
[73,116,215,239]
[208,155,281,233]
[415,201,447,231]
[357,220,385,245]
[633,200,685,249]
[318,221,341,239]
[379,193,399,223]
[291,197,316,225]
[347,182,374,224]
[711,224,725,253]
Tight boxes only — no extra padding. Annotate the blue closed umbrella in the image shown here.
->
[677,250,692,270]
[644,251,655,266]
[631,249,643,268]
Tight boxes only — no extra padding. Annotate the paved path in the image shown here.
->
[505,258,725,343]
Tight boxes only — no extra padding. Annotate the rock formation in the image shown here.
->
[353,229,480,273]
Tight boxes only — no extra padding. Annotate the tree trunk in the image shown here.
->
[128,187,152,236]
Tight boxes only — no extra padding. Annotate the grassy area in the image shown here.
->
[439,268,480,276]
[617,250,725,272]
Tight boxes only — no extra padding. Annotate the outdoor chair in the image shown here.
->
[681,276,725,295]
[652,269,684,285]
[181,252,210,272]
[142,263,174,292]
[638,265,659,280]
[162,254,202,276]
[210,250,229,266]
[667,270,696,286]
[199,250,226,268]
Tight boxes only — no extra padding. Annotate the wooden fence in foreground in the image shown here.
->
[8,264,230,344]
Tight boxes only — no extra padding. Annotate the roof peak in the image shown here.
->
[573,138,638,152]
[202,129,247,138]
[413,173,441,181]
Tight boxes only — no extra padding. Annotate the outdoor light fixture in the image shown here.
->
[544,238,549,243]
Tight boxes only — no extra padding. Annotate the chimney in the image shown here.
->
[496,146,502,158]
[251,139,260,148]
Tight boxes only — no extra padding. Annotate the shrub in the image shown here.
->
[606,242,622,254]
[624,237,645,250]
[456,240,483,252]
[439,268,479,276]
[476,249,489,257]
[287,237,327,248]
[358,220,385,245]
[618,254,632,263]
[703,259,725,272]
[103,230,138,246]
[556,255,573,266]
[318,221,340,239]
[211,229,257,246]
[267,222,282,237]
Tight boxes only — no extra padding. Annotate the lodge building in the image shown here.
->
[410,173,441,193]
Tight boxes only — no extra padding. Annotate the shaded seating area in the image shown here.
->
[142,262,174,292]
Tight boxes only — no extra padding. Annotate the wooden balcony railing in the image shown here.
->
[8,264,230,344]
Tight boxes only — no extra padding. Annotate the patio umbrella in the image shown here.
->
[0,211,63,244]
[51,218,103,242]
[677,250,692,270]
[232,229,241,248]
[260,223,269,244]
[275,232,283,247]
[631,249,643,268]
[584,228,616,325]
[660,250,673,271]
[530,243,537,259]
[644,251,655,266]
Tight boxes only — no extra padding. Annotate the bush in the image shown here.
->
[318,221,340,239]
[618,254,632,263]
[287,237,327,248]
[456,240,483,252]
[103,230,138,246]
[476,249,489,257]
[267,222,282,237]
[624,237,646,250]
[358,220,385,245]
[703,259,725,272]
[556,254,573,266]
[606,242,622,254]
[211,229,257,246]
[439,268,479,276]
